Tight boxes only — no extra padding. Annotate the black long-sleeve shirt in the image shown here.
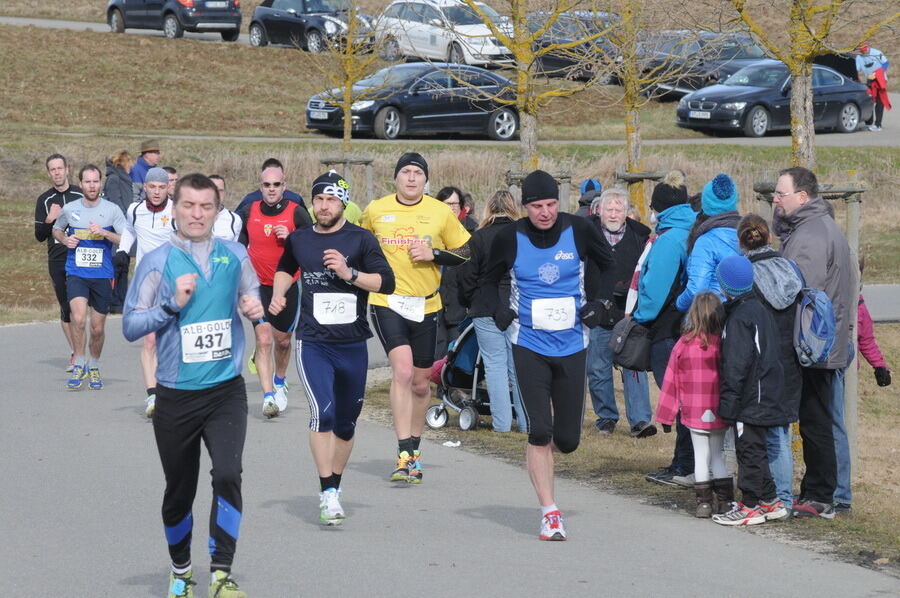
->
[34,185,83,261]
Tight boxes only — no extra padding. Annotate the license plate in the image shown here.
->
[309,110,328,120]
[689,110,711,119]
[206,1,227,7]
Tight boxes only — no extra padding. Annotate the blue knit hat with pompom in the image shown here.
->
[701,173,738,215]
[716,255,755,297]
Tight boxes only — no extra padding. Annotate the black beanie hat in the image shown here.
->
[311,170,350,204]
[521,170,558,205]
[650,170,689,213]
[394,152,429,180]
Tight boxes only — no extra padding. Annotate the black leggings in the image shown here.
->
[153,376,248,572]
[512,345,586,453]
[48,260,71,322]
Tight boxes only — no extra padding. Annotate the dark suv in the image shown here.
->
[106,0,243,41]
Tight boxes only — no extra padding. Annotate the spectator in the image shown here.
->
[738,213,803,510]
[857,256,892,388]
[584,188,654,437]
[131,139,161,187]
[437,186,478,232]
[103,149,135,314]
[574,178,603,218]
[773,166,854,520]
[457,189,527,433]
[435,185,477,357]
[856,42,890,132]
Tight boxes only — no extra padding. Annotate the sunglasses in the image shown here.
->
[262,181,284,188]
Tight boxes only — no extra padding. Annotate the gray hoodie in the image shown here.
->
[746,246,802,309]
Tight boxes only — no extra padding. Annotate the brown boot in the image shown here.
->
[694,481,713,518]
[712,477,735,515]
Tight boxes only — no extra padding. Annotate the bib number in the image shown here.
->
[75,247,103,268]
[532,297,576,331]
[313,293,357,325]
[387,294,426,323]
[181,319,232,363]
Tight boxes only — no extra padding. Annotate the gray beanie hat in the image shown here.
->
[145,167,169,184]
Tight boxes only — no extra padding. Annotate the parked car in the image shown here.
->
[675,59,874,137]
[248,0,375,51]
[106,0,242,41]
[528,11,618,81]
[374,0,512,66]
[638,31,767,97]
[306,62,518,140]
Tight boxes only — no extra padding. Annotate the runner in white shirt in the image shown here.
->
[210,175,242,242]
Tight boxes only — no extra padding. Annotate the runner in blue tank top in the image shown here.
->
[123,174,263,598]
[481,170,613,541]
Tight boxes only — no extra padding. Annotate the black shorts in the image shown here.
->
[257,283,299,334]
[67,275,112,315]
[48,260,71,322]
[370,305,438,369]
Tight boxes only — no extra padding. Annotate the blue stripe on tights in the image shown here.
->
[208,536,216,555]
[164,512,193,545]
[216,496,241,540]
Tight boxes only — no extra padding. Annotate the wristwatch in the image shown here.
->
[348,268,359,284]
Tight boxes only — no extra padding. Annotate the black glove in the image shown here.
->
[494,307,517,332]
[661,424,672,433]
[874,367,892,387]
[581,299,619,329]
[113,251,130,275]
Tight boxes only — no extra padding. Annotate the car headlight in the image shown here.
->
[678,97,688,108]
[721,102,747,111]
[351,100,374,111]
[324,20,338,34]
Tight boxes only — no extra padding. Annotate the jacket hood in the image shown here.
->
[779,197,832,233]
[747,247,802,310]
[578,189,602,208]
[656,202,696,232]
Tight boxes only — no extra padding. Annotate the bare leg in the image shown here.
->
[273,329,292,379]
[88,311,107,359]
[140,332,158,389]
[527,443,556,507]
[387,346,414,439]
[410,366,433,438]
[254,323,275,394]
[309,432,356,478]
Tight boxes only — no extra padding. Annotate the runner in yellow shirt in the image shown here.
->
[361,152,471,483]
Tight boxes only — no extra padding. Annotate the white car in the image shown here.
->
[375,0,512,66]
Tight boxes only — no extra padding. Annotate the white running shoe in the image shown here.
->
[540,510,567,541]
[145,394,156,419]
[262,394,279,419]
[319,488,345,525]
[273,380,288,412]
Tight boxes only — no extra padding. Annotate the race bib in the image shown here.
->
[313,292,357,325]
[532,296,576,331]
[75,247,103,268]
[181,319,232,363]
[387,294,426,323]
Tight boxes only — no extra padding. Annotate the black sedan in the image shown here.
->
[248,0,374,51]
[529,11,619,82]
[305,63,519,140]
[106,0,241,41]
[676,59,874,137]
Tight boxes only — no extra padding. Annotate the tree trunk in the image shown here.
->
[789,68,815,169]
[519,111,538,171]
[342,80,353,156]
[619,0,646,220]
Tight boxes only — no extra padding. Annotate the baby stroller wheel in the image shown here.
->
[425,404,449,429]
[458,406,479,431]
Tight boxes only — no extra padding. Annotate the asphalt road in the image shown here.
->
[2,317,899,597]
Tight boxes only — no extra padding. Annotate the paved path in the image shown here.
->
[863,284,900,323]
[2,318,898,597]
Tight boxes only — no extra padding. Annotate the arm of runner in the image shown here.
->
[269,271,293,316]
[238,248,263,320]
[480,224,517,328]
[236,203,251,246]
[293,204,313,228]
[118,204,137,254]
[89,222,121,245]
[230,212,243,243]
[34,197,55,242]
[361,232,396,295]
[122,259,178,342]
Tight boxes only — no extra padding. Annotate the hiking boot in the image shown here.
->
[208,571,246,598]
[145,394,157,419]
[672,473,696,488]
[594,419,616,435]
[539,510,567,541]
[712,502,766,526]
[833,502,852,515]
[407,450,423,484]
[645,466,681,487]
[67,365,88,390]
[88,367,103,390]
[694,481,713,518]
[273,380,288,413]
[791,499,835,520]
[168,570,196,598]
[759,497,790,521]
[319,488,345,525]
[262,393,279,419]
[390,451,411,482]
[630,421,657,438]
[711,477,735,514]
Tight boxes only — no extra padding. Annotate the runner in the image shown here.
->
[123,173,263,598]
[237,161,313,418]
[115,167,175,418]
[209,175,243,242]
[52,164,125,391]
[270,170,394,524]
[361,152,471,483]
[481,170,612,540]
[34,153,84,371]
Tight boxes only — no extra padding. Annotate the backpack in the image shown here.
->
[608,316,652,371]
[793,287,836,367]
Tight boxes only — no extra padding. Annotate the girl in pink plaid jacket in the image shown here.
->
[655,292,730,518]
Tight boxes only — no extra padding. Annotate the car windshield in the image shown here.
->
[306,0,349,12]
[476,3,504,23]
[443,5,485,26]
[707,39,767,60]
[723,64,787,88]
[357,66,417,88]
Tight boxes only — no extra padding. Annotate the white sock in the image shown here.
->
[87,356,99,368]
[541,503,559,517]
[171,563,191,575]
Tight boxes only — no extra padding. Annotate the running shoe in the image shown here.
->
[168,570,196,598]
[67,365,87,390]
[791,499,836,520]
[390,451,411,482]
[759,497,790,521]
[540,510,567,541]
[247,351,257,375]
[712,502,766,526]
[407,450,423,484]
[208,570,247,598]
[66,353,75,373]
[262,393,279,419]
[319,488,346,525]
[273,380,288,413]
[88,367,103,390]
[145,394,157,419]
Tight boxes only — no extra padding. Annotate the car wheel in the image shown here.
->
[374,106,403,140]
[743,105,769,137]
[249,23,267,47]
[836,102,860,133]
[448,42,465,65]
[488,108,518,141]
[380,36,401,61]
[109,8,125,33]
[306,29,324,53]
[221,29,239,42]
[163,14,183,39]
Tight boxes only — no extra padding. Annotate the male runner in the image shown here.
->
[270,170,394,524]
[34,153,84,370]
[482,170,611,540]
[53,164,125,390]
[361,152,470,483]
[237,160,313,418]
[123,173,263,598]
[116,167,176,417]
[209,175,243,242]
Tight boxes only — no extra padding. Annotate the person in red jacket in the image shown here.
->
[655,292,729,518]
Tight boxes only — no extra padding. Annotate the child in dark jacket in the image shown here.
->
[712,255,791,526]
[656,292,730,518]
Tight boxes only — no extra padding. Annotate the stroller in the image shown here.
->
[427,318,516,431]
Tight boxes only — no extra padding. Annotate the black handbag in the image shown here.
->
[608,316,652,371]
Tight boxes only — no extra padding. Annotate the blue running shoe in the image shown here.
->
[67,365,87,390]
